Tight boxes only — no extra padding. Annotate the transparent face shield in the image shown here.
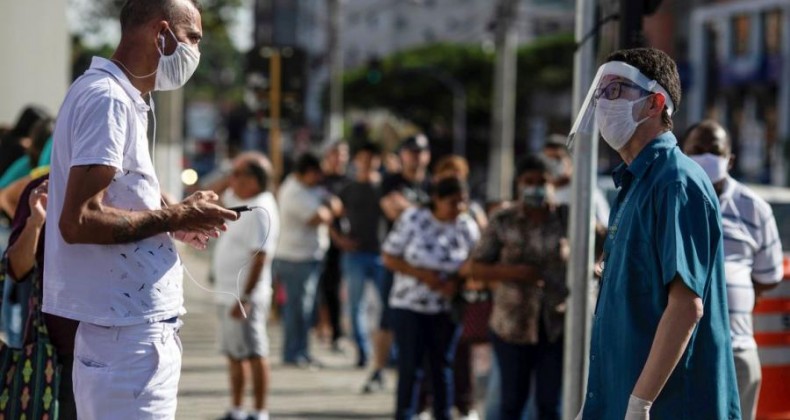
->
[566,61,675,151]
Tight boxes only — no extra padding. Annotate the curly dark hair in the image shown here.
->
[606,47,681,130]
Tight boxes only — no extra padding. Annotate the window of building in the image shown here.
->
[395,15,409,32]
[423,28,436,42]
[731,14,751,57]
[349,12,360,26]
[446,18,460,32]
[367,11,379,27]
[764,9,782,55]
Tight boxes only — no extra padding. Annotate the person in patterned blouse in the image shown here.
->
[381,176,480,420]
[466,154,569,420]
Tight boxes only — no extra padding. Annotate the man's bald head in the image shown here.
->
[682,119,732,158]
[119,0,201,33]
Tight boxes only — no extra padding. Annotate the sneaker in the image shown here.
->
[330,340,345,354]
[300,355,324,371]
[218,410,246,420]
[245,412,269,420]
[361,370,385,393]
[459,410,480,420]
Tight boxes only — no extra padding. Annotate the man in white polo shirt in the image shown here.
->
[683,120,784,420]
[44,0,237,418]
[212,152,280,420]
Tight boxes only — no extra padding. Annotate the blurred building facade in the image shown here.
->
[0,0,70,124]
[684,0,790,186]
[577,0,790,186]
[337,0,574,70]
[250,0,574,137]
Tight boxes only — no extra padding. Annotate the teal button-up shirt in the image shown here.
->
[583,132,741,419]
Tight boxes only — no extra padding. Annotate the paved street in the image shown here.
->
[176,246,397,420]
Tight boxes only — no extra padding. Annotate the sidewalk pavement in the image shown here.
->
[176,246,397,420]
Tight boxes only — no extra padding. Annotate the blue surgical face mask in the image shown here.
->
[521,186,547,208]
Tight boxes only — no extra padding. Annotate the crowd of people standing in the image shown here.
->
[0,1,785,417]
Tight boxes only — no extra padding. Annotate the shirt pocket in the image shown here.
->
[621,239,652,295]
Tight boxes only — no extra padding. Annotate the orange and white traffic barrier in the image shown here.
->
[754,255,790,420]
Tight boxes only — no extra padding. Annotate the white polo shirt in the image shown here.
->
[44,57,184,326]
[274,175,329,261]
[212,190,280,305]
[719,177,784,350]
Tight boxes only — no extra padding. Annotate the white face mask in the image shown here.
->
[689,153,729,183]
[521,185,548,208]
[155,27,200,91]
[594,96,650,151]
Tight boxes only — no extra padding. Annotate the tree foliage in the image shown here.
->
[342,33,576,151]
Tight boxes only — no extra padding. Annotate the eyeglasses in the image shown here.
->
[594,80,651,101]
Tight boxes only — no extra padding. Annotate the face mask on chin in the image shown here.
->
[155,26,201,91]
[594,95,650,151]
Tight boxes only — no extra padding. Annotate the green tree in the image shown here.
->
[342,33,576,154]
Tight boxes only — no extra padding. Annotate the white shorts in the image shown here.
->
[217,300,269,359]
[73,319,183,420]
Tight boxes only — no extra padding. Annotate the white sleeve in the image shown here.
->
[70,94,130,170]
[752,209,784,284]
[281,185,322,223]
[261,195,280,255]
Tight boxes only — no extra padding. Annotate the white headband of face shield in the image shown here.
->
[595,61,675,116]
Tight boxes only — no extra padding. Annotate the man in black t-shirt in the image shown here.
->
[363,134,431,393]
[318,141,349,352]
[333,142,387,368]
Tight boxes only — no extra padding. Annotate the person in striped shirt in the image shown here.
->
[682,120,784,420]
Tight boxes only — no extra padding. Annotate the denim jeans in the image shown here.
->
[490,332,563,420]
[342,251,385,363]
[392,308,461,420]
[1,271,33,348]
[485,348,530,420]
[274,259,321,363]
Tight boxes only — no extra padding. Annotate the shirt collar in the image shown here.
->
[719,176,737,202]
[87,57,149,110]
[612,131,677,188]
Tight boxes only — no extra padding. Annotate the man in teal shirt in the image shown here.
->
[572,48,741,419]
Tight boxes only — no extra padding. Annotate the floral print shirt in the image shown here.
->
[473,205,568,344]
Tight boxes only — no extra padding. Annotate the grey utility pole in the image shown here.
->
[562,0,599,417]
[486,0,519,200]
[327,0,344,141]
[153,90,184,201]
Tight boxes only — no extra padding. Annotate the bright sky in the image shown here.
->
[66,0,254,51]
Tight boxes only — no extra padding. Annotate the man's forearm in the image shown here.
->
[753,279,780,296]
[61,205,178,245]
[632,279,702,401]
[242,253,266,297]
